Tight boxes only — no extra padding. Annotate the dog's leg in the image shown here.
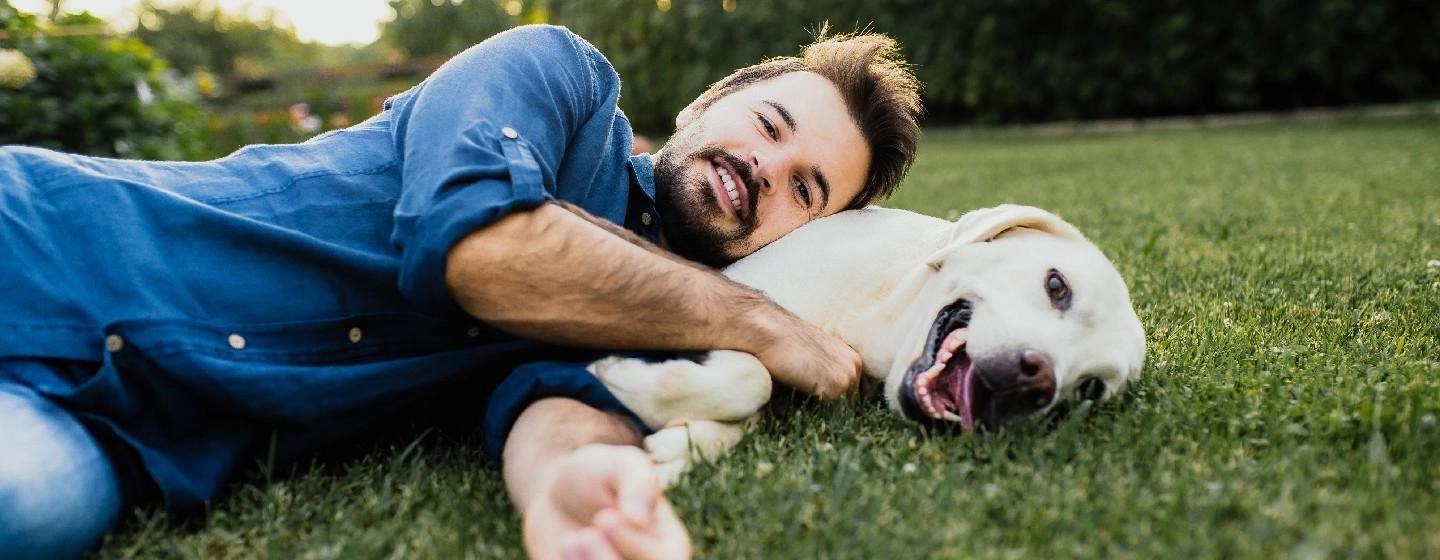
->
[644,418,754,488]
[589,350,771,430]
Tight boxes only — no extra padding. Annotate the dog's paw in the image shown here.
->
[591,350,771,430]
[641,419,753,489]
[643,425,695,489]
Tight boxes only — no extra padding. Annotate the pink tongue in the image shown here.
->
[954,361,975,432]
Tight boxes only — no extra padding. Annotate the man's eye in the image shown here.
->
[795,178,811,206]
[758,114,779,140]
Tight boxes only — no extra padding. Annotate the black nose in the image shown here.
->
[1017,350,1056,407]
[974,349,1058,427]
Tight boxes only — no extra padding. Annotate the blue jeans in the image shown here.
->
[0,383,123,560]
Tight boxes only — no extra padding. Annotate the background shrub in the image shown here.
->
[522,0,1440,131]
[0,3,207,160]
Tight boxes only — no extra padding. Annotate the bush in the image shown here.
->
[534,0,1440,129]
[0,4,207,159]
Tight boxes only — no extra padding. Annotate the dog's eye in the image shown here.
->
[1045,269,1072,310]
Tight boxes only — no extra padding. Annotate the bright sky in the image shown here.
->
[10,0,396,46]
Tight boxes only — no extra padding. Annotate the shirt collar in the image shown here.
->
[629,153,655,203]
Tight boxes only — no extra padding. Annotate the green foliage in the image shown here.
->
[91,115,1440,558]
[0,3,206,159]
[383,0,523,59]
[889,0,1440,124]
[384,0,1440,131]
[130,0,273,75]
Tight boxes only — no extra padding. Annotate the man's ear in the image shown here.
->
[675,92,715,129]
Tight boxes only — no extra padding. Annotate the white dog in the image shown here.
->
[589,204,1147,485]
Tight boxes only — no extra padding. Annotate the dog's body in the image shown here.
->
[590,205,1146,485]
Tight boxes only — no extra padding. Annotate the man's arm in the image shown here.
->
[445,202,860,398]
[506,398,690,560]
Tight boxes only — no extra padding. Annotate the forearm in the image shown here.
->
[446,202,782,356]
[504,398,642,512]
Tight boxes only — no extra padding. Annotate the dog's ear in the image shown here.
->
[950,204,1085,245]
[926,205,1085,270]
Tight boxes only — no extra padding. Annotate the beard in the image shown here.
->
[653,141,759,268]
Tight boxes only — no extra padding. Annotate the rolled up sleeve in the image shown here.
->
[386,25,615,313]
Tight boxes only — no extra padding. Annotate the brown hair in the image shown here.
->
[696,24,923,210]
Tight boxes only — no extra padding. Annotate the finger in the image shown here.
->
[611,457,660,526]
[561,527,623,560]
[597,501,692,560]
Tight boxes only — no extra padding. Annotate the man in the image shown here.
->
[0,24,921,559]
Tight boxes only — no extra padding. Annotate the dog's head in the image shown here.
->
[884,204,1145,430]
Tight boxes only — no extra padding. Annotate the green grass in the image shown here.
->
[97,115,1440,559]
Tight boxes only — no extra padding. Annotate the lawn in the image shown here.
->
[97,115,1440,559]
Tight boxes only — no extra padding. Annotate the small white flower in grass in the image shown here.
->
[755,461,774,475]
[1222,301,1234,308]
[902,462,918,474]
[1428,260,1440,273]
[0,49,38,89]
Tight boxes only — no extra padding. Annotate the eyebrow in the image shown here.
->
[763,100,832,212]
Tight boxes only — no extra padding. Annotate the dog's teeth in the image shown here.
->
[941,411,962,422]
[945,329,967,352]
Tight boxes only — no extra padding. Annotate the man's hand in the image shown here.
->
[750,312,863,399]
[506,399,691,560]
[523,444,691,560]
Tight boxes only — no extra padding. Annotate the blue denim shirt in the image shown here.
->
[0,25,659,513]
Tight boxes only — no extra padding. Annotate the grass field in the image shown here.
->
[97,115,1440,559]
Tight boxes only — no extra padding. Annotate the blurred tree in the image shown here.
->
[0,2,207,159]
[382,0,521,58]
[130,0,292,75]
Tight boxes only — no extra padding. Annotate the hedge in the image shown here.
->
[541,0,1440,131]
[0,4,207,159]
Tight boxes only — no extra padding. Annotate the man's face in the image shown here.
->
[653,71,870,267]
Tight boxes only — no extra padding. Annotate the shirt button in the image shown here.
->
[106,334,125,353]
[501,126,518,139]
[641,212,652,226]
[228,333,247,350]
[348,327,363,344]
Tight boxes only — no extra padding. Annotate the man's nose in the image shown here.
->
[749,149,792,194]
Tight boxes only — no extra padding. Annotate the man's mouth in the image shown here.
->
[897,300,992,431]
[710,157,749,220]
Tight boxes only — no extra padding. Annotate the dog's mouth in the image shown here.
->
[897,300,991,431]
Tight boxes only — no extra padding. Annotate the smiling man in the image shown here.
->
[0,24,920,560]
[655,71,872,267]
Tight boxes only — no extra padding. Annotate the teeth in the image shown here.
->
[715,163,741,213]
[945,329,967,353]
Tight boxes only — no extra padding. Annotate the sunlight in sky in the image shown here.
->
[9,0,396,46]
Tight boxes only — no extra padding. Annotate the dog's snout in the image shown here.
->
[1017,349,1056,407]
[973,349,1059,427]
